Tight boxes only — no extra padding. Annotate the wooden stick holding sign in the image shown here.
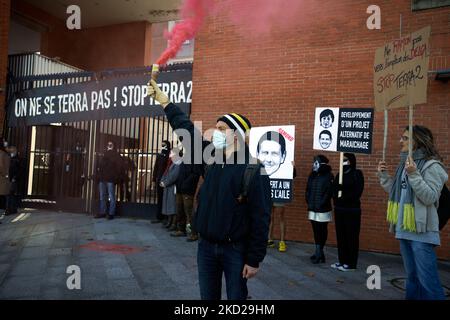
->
[338,152,344,198]
[408,105,413,158]
[383,109,388,161]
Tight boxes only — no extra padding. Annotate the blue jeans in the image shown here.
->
[99,182,116,216]
[197,238,248,300]
[399,239,445,300]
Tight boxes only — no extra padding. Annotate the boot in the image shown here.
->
[311,244,325,264]
[310,246,317,261]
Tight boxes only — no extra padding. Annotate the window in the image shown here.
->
[412,0,450,11]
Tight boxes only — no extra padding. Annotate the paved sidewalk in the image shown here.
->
[0,209,448,300]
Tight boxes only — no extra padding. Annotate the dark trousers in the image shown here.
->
[6,194,20,214]
[335,208,361,269]
[197,238,248,300]
[310,221,328,247]
[176,193,194,232]
[156,185,164,220]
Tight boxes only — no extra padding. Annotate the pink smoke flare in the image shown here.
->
[156,0,214,65]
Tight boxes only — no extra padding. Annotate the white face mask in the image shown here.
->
[312,160,320,172]
[212,130,229,150]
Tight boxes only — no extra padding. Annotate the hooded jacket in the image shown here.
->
[306,164,334,213]
[176,162,201,195]
[164,103,272,268]
[332,153,365,210]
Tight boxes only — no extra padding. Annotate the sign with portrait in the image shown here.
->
[373,26,430,111]
[313,107,374,154]
[313,107,339,152]
[249,125,295,203]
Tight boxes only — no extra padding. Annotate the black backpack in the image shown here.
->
[438,184,450,230]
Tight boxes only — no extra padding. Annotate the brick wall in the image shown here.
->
[0,0,10,134]
[192,0,450,259]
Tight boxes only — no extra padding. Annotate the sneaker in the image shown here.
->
[107,215,114,220]
[267,240,275,248]
[278,241,287,252]
[331,262,343,269]
[171,230,187,237]
[337,264,356,272]
[94,214,106,219]
[186,234,198,242]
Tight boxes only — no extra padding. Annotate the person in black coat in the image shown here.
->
[171,161,201,238]
[305,155,334,264]
[151,141,171,223]
[331,153,364,271]
[5,146,22,215]
[147,80,271,300]
[95,141,122,219]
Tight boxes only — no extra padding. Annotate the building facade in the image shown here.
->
[0,0,449,258]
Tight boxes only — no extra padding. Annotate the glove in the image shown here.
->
[147,79,170,107]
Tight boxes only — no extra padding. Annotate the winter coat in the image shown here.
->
[378,159,448,233]
[332,169,364,210]
[175,163,201,195]
[0,150,11,195]
[164,103,272,268]
[96,150,123,183]
[160,161,181,215]
[152,152,170,183]
[9,155,22,195]
[305,164,334,213]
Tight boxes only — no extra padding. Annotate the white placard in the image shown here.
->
[313,107,339,152]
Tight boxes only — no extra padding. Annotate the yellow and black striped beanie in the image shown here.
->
[217,113,252,140]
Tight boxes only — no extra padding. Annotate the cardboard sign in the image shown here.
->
[373,26,431,111]
[313,107,374,154]
[249,125,295,203]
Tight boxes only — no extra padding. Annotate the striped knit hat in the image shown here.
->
[217,113,252,140]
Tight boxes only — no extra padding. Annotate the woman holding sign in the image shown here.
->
[305,155,334,264]
[377,125,447,300]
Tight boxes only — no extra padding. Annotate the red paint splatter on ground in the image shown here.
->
[78,241,146,255]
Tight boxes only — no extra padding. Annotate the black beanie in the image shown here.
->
[217,113,252,139]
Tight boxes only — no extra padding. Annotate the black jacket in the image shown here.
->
[176,162,201,196]
[332,169,364,210]
[165,103,272,268]
[9,155,23,194]
[96,150,123,183]
[152,152,169,183]
[305,164,334,212]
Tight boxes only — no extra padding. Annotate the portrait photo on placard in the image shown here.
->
[249,125,295,180]
[313,107,339,152]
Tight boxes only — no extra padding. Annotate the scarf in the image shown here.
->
[386,149,427,232]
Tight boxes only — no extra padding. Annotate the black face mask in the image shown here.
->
[161,146,169,154]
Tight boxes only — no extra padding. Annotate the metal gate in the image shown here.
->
[5,53,190,217]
